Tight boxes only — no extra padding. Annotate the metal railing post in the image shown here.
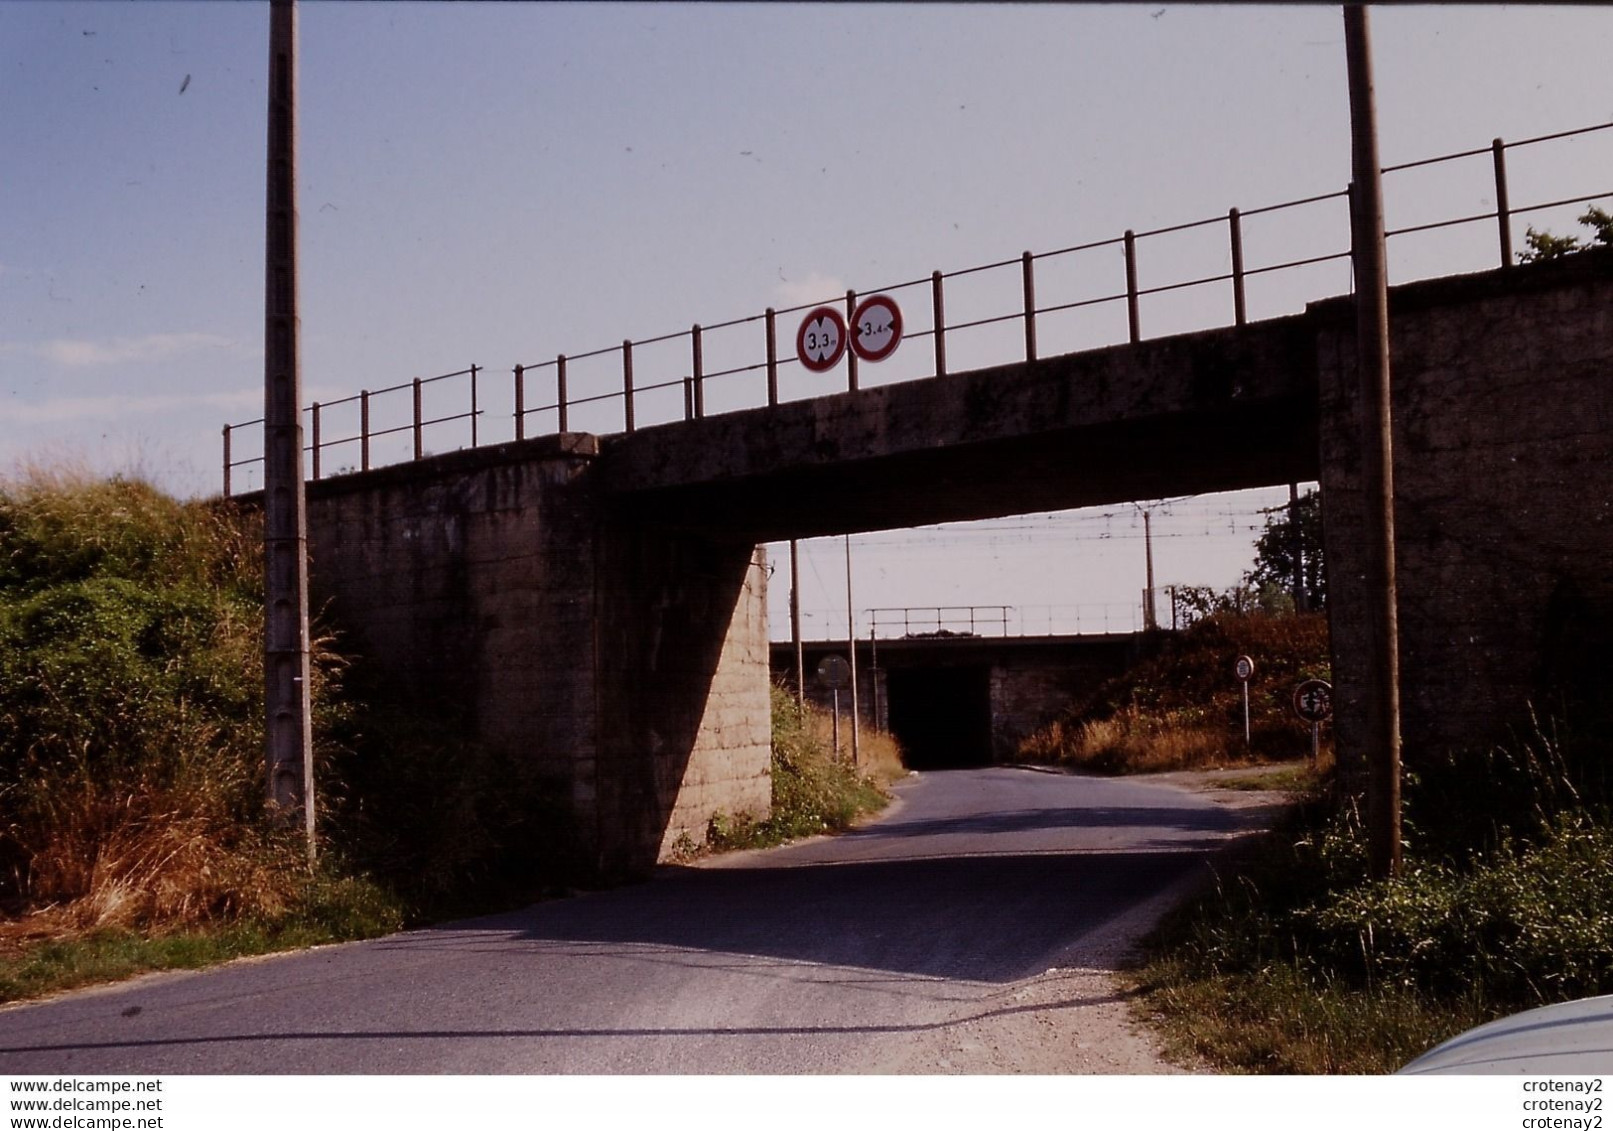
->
[1124,229,1141,343]
[469,363,479,447]
[622,339,635,432]
[1229,208,1248,325]
[931,271,947,377]
[360,390,370,470]
[1492,137,1513,268]
[1021,252,1037,362]
[691,323,705,419]
[845,290,859,392]
[222,425,232,498]
[513,365,525,440]
[412,377,423,459]
[310,401,321,480]
[765,308,779,406]
[557,354,568,433]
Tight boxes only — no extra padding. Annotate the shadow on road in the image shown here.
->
[392,847,1219,984]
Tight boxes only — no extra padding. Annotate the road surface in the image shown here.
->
[0,767,1267,1074]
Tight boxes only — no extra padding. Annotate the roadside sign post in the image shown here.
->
[817,655,852,761]
[1293,678,1334,768]
[831,690,840,757]
[1234,655,1255,750]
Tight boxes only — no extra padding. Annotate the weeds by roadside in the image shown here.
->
[1132,718,1613,1073]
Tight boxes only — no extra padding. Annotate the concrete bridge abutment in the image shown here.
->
[302,434,771,879]
[1316,249,1613,790]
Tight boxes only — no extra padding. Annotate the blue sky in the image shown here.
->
[4,3,1611,637]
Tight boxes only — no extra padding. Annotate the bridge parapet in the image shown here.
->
[222,122,1613,497]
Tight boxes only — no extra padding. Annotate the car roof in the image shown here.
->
[1400,994,1613,1074]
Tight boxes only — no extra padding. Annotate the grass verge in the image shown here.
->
[0,876,404,1004]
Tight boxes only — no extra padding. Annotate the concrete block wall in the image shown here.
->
[592,521,772,869]
[302,436,772,876]
[305,444,602,830]
[1318,251,1613,781]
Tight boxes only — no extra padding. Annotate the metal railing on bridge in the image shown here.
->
[222,120,1613,497]
[792,603,1150,641]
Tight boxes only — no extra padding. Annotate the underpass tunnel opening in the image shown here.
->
[766,483,1326,773]
[884,665,993,770]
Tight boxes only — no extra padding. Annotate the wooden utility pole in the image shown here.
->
[1344,4,1402,878]
[264,0,316,860]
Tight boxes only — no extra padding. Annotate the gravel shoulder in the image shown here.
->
[857,763,1305,1074]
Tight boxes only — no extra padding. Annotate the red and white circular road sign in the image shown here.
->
[850,294,903,362]
[796,306,847,373]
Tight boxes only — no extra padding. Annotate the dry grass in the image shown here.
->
[803,709,908,785]
[1018,611,1333,774]
[1022,710,1230,773]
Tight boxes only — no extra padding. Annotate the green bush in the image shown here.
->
[1138,716,1613,1072]
[1298,817,1613,1003]
[0,473,297,926]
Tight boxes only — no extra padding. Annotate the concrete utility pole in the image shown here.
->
[1290,482,1307,613]
[1137,504,1158,630]
[1344,4,1402,878]
[790,539,805,711]
[844,535,861,767]
[264,0,316,860]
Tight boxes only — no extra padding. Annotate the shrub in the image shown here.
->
[702,686,893,852]
[0,470,337,931]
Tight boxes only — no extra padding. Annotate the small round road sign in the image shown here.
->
[850,294,903,362]
[1293,679,1334,723]
[1234,655,1256,682]
[796,307,847,373]
[816,654,852,690]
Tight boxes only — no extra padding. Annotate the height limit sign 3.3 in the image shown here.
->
[796,306,847,372]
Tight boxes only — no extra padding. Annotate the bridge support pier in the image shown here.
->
[303,435,771,880]
[1317,254,1613,792]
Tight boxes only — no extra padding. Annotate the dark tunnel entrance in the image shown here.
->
[885,665,993,770]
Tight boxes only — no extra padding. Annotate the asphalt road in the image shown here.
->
[0,767,1259,1074]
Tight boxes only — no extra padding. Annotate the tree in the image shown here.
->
[1245,488,1325,611]
[1519,205,1613,263]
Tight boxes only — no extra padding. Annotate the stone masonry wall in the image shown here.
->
[1318,251,1613,781]
[988,642,1136,760]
